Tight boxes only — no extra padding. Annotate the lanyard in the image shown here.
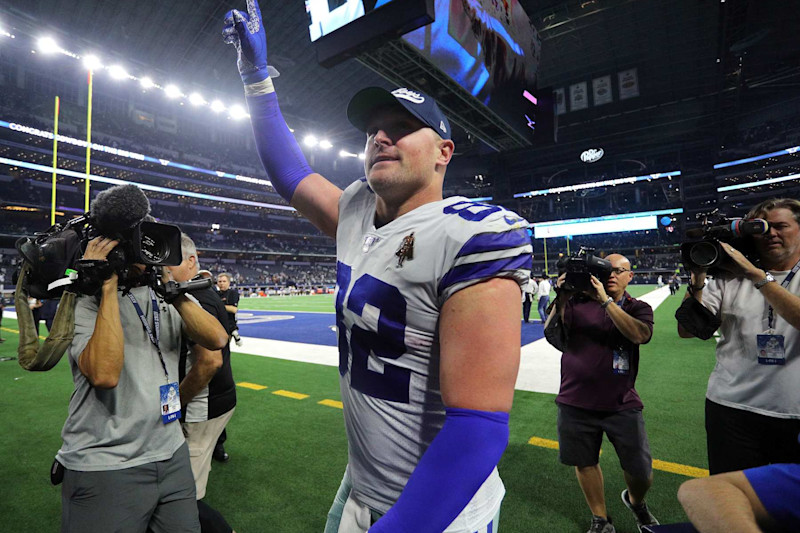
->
[127,288,170,382]
[767,259,800,330]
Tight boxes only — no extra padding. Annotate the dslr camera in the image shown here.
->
[16,184,184,298]
[556,246,613,292]
[680,210,767,276]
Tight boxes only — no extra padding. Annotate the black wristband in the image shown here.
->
[687,284,704,295]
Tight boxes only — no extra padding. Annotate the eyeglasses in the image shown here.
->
[611,267,630,275]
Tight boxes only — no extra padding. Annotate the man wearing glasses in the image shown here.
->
[552,254,658,533]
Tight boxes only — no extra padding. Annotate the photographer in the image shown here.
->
[551,254,657,533]
[169,234,237,533]
[678,198,800,474]
[57,233,228,532]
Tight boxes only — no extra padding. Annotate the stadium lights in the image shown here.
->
[339,150,358,158]
[513,171,681,198]
[714,145,800,169]
[82,54,103,71]
[717,172,800,192]
[304,135,318,148]
[210,99,225,113]
[0,155,296,212]
[189,93,206,106]
[229,104,247,120]
[0,26,15,39]
[164,84,182,98]
[12,30,371,162]
[1,118,277,188]
[108,65,128,80]
[358,153,366,160]
[37,36,61,54]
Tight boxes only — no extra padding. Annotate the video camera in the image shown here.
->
[680,210,767,276]
[14,184,210,372]
[15,184,184,298]
[556,246,613,292]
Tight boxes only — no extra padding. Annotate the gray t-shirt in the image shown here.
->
[57,286,186,471]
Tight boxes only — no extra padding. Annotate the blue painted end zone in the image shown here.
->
[236,310,546,347]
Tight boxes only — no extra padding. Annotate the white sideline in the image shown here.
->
[4,287,674,392]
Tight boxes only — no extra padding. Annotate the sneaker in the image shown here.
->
[621,489,659,532]
[587,515,615,533]
[213,444,230,463]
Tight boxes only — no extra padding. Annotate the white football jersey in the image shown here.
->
[335,180,532,530]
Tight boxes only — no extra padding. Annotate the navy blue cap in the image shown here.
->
[347,87,451,140]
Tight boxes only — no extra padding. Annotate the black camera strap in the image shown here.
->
[767,259,800,330]
[126,288,170,383]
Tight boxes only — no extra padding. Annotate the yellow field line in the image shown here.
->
[237,382,268,391]
[0,324,711,479]
[0,327,46,340]
[272,389,309,400]
[526,436,708,478]
[652,459,709,478]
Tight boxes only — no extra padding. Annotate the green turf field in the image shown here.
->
[0,286,717,532]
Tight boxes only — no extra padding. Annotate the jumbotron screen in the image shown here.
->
[306,0,399,42]
[400,0,545,141]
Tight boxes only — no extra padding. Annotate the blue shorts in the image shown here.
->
[744,463,800,529]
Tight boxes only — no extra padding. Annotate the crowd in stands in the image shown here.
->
[721,112,800,156]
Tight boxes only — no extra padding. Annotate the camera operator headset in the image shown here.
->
[677,198,800,475]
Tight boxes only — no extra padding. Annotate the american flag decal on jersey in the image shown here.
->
[395,232,415,267]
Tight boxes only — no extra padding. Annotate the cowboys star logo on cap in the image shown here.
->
[347,86,452,140]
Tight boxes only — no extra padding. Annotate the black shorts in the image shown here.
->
[557,403,653,479]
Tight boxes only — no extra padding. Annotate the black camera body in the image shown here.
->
[556,246,613,292]
[16,185,186,298]
[680,210,767,276]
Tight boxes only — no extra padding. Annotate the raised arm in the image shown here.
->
[77,238,125,389]
[172,295,229,351]
[371,277,520,532]
[223,0,342,238]
[588,275,652,344]
[677,270,706,338]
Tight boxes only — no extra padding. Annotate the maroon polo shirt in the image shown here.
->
[555,292,654,412]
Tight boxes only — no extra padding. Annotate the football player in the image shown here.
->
[224,2,532,531]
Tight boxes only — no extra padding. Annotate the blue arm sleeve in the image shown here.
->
[370,407,509,533]
[246,91,313,203]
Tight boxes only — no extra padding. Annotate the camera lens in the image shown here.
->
[689,241,719,267]
[140,232,167,263]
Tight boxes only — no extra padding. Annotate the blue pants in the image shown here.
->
[538,296,550,323]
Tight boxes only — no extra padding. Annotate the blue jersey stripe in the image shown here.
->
[456,228,531,258]
[439,252,532,295]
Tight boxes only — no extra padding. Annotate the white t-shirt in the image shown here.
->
[537,279,551,298]
[702,270,800,419]
[522,278,537,302]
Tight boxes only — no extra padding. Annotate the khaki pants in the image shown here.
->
[181,408,235,500]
